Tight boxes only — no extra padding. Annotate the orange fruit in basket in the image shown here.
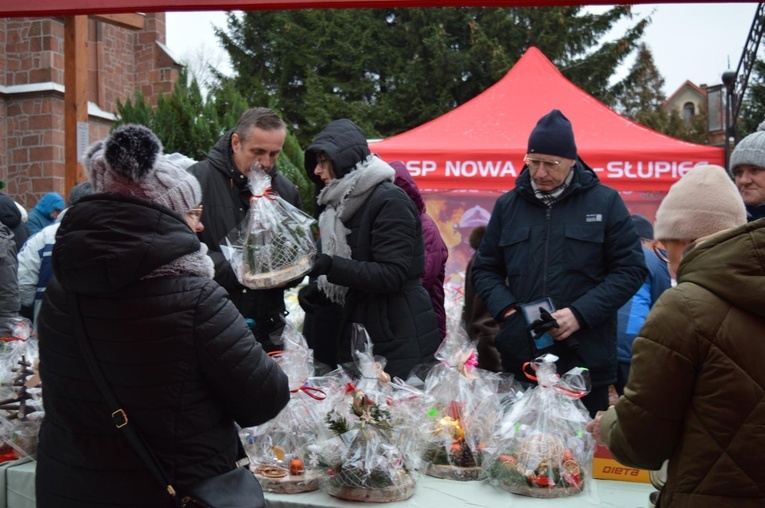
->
[290,458,305,475]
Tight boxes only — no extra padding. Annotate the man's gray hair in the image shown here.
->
[234,108,286,142]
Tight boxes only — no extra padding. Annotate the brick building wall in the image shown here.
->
[0,14,180,209]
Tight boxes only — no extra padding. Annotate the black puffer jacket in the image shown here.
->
[36,193,289,508]
[334,181,441,377]
[187,131,302,324]
[0,192,29,251]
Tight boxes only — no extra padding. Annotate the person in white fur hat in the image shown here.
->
[35,124,289,507]
[730,120,765,221]
[587,164,765,508]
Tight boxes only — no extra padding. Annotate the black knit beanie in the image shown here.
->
[527,109,577,160]
[631,214,654,241]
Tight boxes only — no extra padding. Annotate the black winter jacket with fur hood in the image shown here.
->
[36,193,289,508]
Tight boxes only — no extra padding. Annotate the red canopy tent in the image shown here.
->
[371,47,724,281]
[371,46,723,194]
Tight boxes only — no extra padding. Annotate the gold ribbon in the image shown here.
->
[374,361,391,383]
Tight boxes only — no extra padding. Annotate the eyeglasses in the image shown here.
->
[653,242,669,264]
[187,205,203,223]
[524,156,562,170]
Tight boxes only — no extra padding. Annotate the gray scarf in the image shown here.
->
[141,242,215,280]
[316,155,395,304]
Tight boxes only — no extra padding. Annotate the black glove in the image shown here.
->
[526,307,559,339]
[298,281,330,313]
[308,253,333,278]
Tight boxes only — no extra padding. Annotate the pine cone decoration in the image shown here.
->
[450,441,477,467]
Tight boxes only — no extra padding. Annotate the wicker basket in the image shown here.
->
[425,462,482,481]
[254,471,320,494]
[240,255,311,289]
[325,473,416,503]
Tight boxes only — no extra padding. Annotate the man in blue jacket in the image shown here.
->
[472,109,647,416]
[615,214,671,396]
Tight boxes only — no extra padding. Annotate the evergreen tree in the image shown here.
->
[615,43,667,132]
[113,68,313,209]
[152,71,222,160]
[114,68,222,160]
[215,7,650,146]
[739,58,765,138]
[115,90,153,129]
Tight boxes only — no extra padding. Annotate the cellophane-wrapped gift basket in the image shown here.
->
[241,324,331,493]
[0,317,42,462]
[485,353,594,498]
[315,325,424,503]
[419,326,502,481]
[222,165,316,289]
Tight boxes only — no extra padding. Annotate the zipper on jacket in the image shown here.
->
[543,207,551,296]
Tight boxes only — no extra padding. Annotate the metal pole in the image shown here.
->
[722,71,737,172]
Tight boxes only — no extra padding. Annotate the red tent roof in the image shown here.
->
[371,46,723,193]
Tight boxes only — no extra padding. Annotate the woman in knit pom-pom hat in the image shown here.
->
[35,124,289,508]
[588,164,765,508]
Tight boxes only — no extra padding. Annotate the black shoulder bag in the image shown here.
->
[68,293,265,508]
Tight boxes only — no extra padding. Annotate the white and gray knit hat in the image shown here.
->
[730,120,765,171]
[85,124,201,214]
[654,164,746,241]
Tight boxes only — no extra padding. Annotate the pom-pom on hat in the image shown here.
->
[730,119,765,171]
[654,165,746,241]
[85,124,201,214]
[527,109,577,160]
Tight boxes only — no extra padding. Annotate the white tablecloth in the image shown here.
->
[265,475,654,508]
[0,457,654,508]
[0,457,35,508]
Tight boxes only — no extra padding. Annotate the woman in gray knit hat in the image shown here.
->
[35,124,289,507]
[730,120,765,221]
[587,164,765,508]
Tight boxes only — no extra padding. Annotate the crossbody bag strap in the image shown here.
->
[68,292,178,498]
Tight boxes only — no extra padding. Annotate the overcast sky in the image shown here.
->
[166,3,759,98]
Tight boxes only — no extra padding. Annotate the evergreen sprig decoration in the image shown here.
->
[325,411,349,436]
[325,390,393,436]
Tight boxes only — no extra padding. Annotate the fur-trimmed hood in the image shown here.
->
[53,193,207,294]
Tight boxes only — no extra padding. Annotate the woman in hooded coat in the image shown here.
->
[300,119,440,379]
[26,192,65,236]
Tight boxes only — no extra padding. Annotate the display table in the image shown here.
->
[0,457,35,508]
[265,475,654,508]
[0,458,654,508]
